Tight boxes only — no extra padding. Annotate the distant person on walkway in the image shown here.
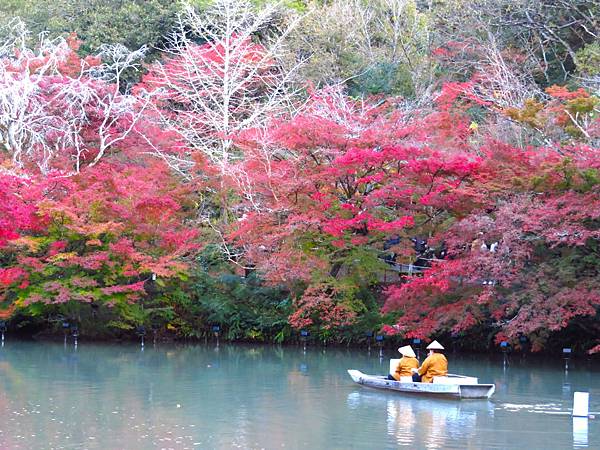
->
[471,232,487,252]
[411,341,448,383]
[387,345,419,381]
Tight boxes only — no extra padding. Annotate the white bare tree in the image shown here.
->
[0,20,73,172]
[146,0,305,172]
[84,44,152,169]
[470,35,545,110]
[0,19,152,174]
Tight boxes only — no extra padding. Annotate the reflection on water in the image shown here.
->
[0,342,598,449]
[386,395,491,448]
[347,388,494,449]
[573,417,589,448]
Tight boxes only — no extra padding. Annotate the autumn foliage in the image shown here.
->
[226,83,600,352]
[0,32,198,331]
[0,8,599,352]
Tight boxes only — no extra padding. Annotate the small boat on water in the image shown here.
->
[347,369,495,399]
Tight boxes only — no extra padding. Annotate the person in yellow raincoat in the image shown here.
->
[387,345,419,381]
[411,340,447,383]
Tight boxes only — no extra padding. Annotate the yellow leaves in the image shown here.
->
[0,159,24,175]
[504,98,545,128]
[48,252,77,262]
[67,221,125,236]
[502,88,596,142]
[9,236,43,252]
[566,96,599,116]
[88,200,109,222]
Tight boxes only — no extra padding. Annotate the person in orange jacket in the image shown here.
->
[387,345,419,381]
[411,340,447,383]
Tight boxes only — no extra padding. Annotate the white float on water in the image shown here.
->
[571,392,590,447]
[572,392,589,417]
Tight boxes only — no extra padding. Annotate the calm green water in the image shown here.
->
[0,341,598,449]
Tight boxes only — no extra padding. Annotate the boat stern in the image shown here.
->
[458,384,495,399]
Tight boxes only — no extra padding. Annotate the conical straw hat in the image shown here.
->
[398,345,416,358]
[426,340,445,350]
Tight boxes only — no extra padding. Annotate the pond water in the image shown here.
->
[0,341,598,449]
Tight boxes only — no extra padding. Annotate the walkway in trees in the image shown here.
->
[379,261,428,284]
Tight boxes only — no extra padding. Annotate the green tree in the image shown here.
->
[282,0,435,97]
[0,0,181,60]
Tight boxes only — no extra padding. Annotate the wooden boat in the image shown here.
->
[347,369,495,399]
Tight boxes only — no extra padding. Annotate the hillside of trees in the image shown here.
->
[0,0,598,353]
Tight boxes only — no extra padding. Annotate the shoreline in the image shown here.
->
[4,333,599,361]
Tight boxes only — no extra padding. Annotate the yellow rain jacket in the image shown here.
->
[417,352,448,383]
[392,356,419,380]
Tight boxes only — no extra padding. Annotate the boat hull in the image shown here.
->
[347,370,495,399]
